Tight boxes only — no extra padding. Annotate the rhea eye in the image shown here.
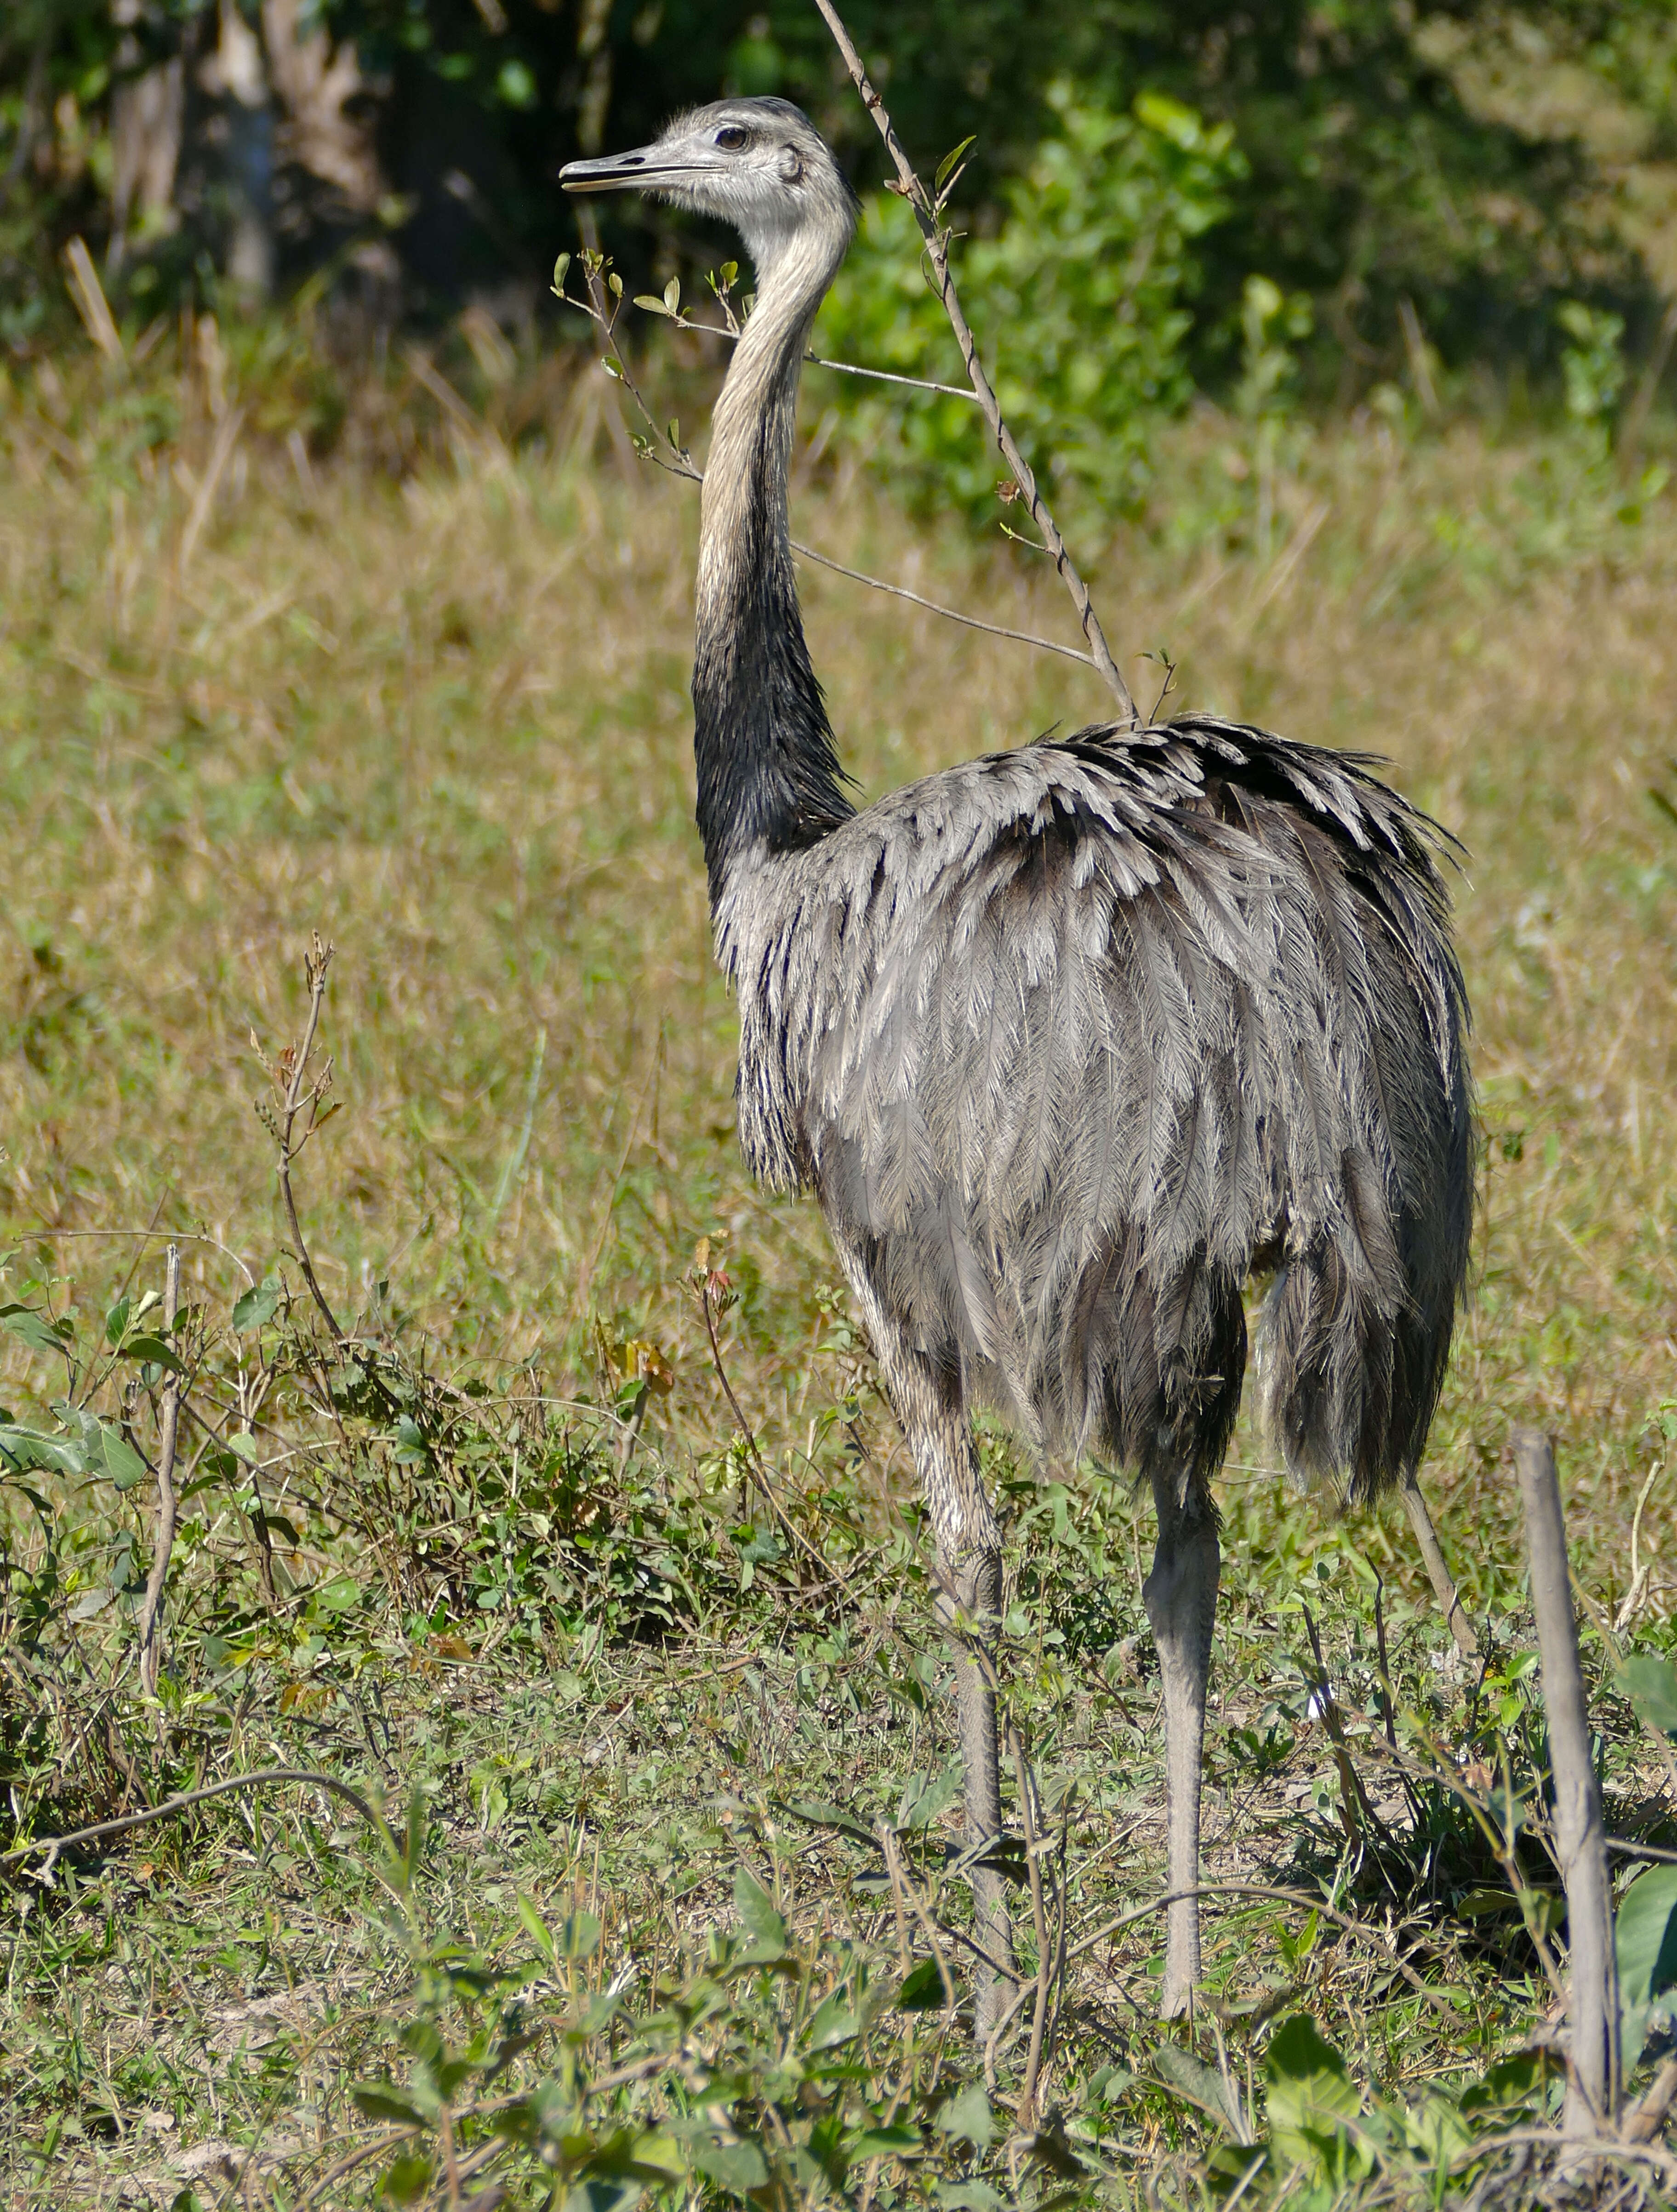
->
[715,124,749,150]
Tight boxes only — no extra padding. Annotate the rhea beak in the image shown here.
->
[559,141,719,193]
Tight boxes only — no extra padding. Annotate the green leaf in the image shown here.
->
[90,1423,148,1491]
[935,136,975,193]
[688,2138,770,2191]
[560,1911,600,1961]
[633,294,671,317]
[0,1423,85,1475]
[516,1892,557,1966]
[896,1761,962,1831]
[1155,2039,1245,2138]
[1616,1863,1677,2059]
[104,1296,131,1347]
[785,1796,879,1848]
[937,2083,994,2149]
[937,2184,1003,2212]
[1264,2014,1359,2169]
[731,1865,787,1960]
[552,251,571,297]
[122,1332,184,1373]
[392,1416,429,1465]
[351,2081,429,2127]
[378,2148,433,2203]
[805,1990,859,2050]
[1459,2048,1557,2117]
[1456,1887,1520,1917]
[1619,1656,1677,1740]
[663,276,681,314]
[0,1304,72,1361]
[896,1956,946,2009]
[852,2123,919,2155]
[226,1432,261,1464]
[312,1574,362,1613]
[232,1278,282,1333]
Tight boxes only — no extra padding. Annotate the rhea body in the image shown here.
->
[562,98,1471,2020]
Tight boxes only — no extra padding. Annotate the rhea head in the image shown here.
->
[559,97,857,285]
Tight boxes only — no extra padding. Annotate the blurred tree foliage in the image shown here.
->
[819,85,1246,523]
[3,0,1676,390]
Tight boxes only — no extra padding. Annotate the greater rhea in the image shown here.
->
[562,97,1471,2024]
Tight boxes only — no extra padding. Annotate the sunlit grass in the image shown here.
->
[1,325,1675,2205]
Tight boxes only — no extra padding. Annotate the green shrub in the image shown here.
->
[816,82,1244,530]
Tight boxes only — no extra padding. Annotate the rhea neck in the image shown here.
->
[694,203,854,917]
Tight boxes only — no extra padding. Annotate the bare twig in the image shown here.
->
[253,934,343,1339]
[1513,1425,1620,2139]
[2,1766,391,1872]
[556,262,1093,673]
[1010,1727,1053,2129]
[807,352,980,403]
[1066,1880,1468,2017]
[135,1243,183,1703]
[177,404,246,580]
[809,0,1136,722]
[63,236,124,364]
[791,540,1097,666]
[1624,2057,1677,2145]
[696,1268,840,1592]
[880,1824,958,2015]
[1401,1468,1479,1660]
[1301,1603,1382,1843]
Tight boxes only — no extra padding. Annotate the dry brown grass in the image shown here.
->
[2,350,1674,1586]
[3,324,1677,2210]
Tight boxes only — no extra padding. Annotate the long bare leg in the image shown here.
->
[937,1538,1010,2037]
[841,1254,1011,2035]
[1142,1468,1220,2018]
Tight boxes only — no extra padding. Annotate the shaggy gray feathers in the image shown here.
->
[716,713,1471,1501]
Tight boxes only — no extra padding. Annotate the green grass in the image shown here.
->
[1,321,1676,2210]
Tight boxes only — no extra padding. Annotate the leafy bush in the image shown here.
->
[817,83,1244,529]
[1557,299,1628,454]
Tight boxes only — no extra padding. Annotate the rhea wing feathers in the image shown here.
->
[718,713,1471,1493]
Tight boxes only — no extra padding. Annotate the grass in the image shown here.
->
[0,313,1676,2210]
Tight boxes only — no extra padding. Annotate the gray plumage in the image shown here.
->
[563,94,1472,2026]
[720,717,1470,1501]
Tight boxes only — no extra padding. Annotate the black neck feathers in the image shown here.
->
[692,284,852,910]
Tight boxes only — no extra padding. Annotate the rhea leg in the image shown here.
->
[1142,1467,1220,2017]
[938,1536,1010,2036]
[841,1261,1011,2031]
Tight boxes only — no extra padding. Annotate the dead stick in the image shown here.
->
[2,1765,391,1871]
[136,1243,182,1702]
[275,935,343,1339]
[1010,1728,1052,2129]
[1512,1425,1620,2138]
[809,0,1136,724]
[1401,1468,1479,1660]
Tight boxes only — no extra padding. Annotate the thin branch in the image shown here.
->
[696,1268,840,1593]
[559,260,1099,675]
[1514,1426,1620,2138]
[2,1766,391,1871]
[805,352,980,403]
[1010,1727,1053,2130]
[809,0,1136,722]
[254,933,343,1339]
[135,1242,183,1703]
[1066,1880,1469,2018]
[791,540,1096,666]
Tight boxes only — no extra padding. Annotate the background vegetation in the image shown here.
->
[3,2,1677,2205]
[1,259,1676,2202]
